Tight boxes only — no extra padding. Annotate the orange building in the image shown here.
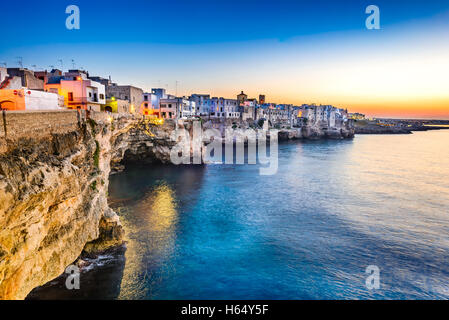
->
[0,89,63,111]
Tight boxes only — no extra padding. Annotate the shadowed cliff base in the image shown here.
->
[26,245,126,300]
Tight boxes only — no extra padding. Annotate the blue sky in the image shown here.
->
[2,0,448,45]
[2,0,449,118]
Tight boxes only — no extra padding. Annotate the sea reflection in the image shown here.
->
[111,164,205,299]
[28,131,449,300]
[118,184,177,299]
[112,133,449,299]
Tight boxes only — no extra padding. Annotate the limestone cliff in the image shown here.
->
[0,112,185,300]
[0,112,128,299]
[0,111,353,300]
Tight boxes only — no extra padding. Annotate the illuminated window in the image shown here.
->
[68,92,73,101]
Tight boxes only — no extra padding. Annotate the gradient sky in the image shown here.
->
[1,0,449,118]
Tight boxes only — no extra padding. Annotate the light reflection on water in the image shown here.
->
[112,130,449,299]
[117,184,179,299]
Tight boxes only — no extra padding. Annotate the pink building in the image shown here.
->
[44,70,105,111]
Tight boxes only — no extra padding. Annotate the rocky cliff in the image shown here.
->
[0,112,132,299]
[0,112,353,300]
[0,111,189,299]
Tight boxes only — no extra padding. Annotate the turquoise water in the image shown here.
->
[28,130,449,300]
[108,130,449,300]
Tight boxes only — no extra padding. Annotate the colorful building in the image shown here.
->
[103,97,129,113]
[159,97,194,119]
[0,89,63,111]
[44,70,105,111]
[141,92,161,117]
[106,84,143,114]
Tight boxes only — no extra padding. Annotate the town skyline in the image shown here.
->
[1,0,449,119]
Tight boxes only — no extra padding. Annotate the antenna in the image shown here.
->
[31,64,37,70]
[175,80,179,97]
[16,57,23,68]
[71,59,76,69]
[58,59,63,71]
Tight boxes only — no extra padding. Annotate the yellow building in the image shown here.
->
[103,97,130,113]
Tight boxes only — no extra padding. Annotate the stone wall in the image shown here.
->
[1,110,78,138]
[0,110,80,154]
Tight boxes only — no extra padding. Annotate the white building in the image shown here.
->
[189,94,211,116]
[210,97,239,118]
[160,97,193,119]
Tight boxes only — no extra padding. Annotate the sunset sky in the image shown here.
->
[1,0,449,118]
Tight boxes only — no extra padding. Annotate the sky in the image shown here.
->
[1,0,449,119]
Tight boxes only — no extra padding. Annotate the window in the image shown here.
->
[100,94,104,100]
[89,92,92,97]
[125,96,128,100]
[144,96,148,101]
[68,92,73,101]
[145,103,148,107]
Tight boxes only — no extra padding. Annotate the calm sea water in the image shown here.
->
[29,130,449,299]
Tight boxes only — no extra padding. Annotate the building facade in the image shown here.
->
[106,84,143,114]
[44,70,106,111]
[159,97,192,119]
[0,89,63,111]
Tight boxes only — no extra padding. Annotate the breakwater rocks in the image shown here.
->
[355,125,412,134]
[279,126,354,140]
[355,125,449,135]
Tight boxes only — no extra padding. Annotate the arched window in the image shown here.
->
[0,101,16,110]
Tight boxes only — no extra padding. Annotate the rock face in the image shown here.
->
[0,113,129,300]
[0,112,186,300]
[113,119,178,169]
[279,125,354,140]
[0,111,353,300]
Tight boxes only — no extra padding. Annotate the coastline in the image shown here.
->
[2,109,447,299]
[25,129,449,300]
